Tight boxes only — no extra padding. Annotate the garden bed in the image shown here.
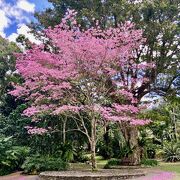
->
[39,169,145,180]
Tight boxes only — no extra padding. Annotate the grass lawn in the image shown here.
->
[70,155,108,170]
[158,162,180,173]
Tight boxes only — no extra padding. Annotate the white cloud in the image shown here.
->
[0,9,11,37]
[8,24,41,46]
[17,0,35,13]
[0,0,35,37]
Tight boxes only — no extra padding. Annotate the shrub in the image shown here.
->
[59,142,76,162]
[73,146,90,163]
[104,158,121,169]
[54,143,90,163]
[0,136,29,175]
[22,155,69,174]
[163,142,180,162]
[141,159,158,166]
[98,145,114,159]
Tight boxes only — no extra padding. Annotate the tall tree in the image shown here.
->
[33,0,179,164]
[10,10,152,169]
[0,36,20,115]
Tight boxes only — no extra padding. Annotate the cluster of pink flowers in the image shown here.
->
[112,103,139,114]
[23,107,40,117]
[99,106,150,126]
[9,85,28,97]
[110,89,139,104]
[53,105,81,114]
[25,126,48,135]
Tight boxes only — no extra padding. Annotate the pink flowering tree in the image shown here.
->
[10,10,153,169]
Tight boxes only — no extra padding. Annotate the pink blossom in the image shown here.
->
[23,107,40,117]
[25,126,48,135]
[53,105,81,114]
[112,103,139,114]
[10,9,154,132]
[142,172,174,180]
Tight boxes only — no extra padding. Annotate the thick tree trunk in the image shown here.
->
[91,118,97,170]
[119,122,140,165]
[128,126,141,165]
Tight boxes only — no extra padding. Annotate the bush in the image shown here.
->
[141,159,158,166]
[22,155,69,174]
[58,142,76,162]
[104,158,121,169]
[55,142,90,163]
[97,140,114,159]
[163,142,180,162]
[0,136,29,175]
[73,146,90,163]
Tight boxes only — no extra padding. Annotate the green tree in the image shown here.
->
[35,0,179,97]
[164,97,180,142]
[32,0,179,164]
[0,36,20,115]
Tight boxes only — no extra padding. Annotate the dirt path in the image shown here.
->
[131,169,179,180]
[0,172,39,180]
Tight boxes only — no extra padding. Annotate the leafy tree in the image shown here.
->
[34,0,179,165]
[0,104,31,146]
[35,0,180,97]
[0,136,29,175]
[164,97,180,142]
[139,96,180,159]
[0,36,21,116]
[10,10,152,169]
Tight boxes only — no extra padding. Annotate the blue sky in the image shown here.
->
[0,0,51,41]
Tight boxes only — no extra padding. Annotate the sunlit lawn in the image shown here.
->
[158,162,180,173]
[70,155,107,170]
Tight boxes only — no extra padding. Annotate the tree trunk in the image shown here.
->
[172,108,177,142]
[91,118,97,170]
[119,122,140,165]
[128,126,141,165]
[62,118,67,144]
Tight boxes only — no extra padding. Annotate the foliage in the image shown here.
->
[104,158,121,169]
[97,141,114,160]
[140,158,158,167]
[59,142,76,162]
[0,36,21,116]
[10,9,152,169]
[73,146,90,163]
[97,124,135,160]
[35,0,180,96]
[0,136,29,175]
[53,142,90,163]
[164,97,180,141]
[0,104,31,146]
[97,127,114,159]
[22,155,69,174]
[163,141,180,162]
[139,97,180,159]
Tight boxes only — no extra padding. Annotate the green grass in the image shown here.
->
[158,162,180,173]
[70,155,108,170]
